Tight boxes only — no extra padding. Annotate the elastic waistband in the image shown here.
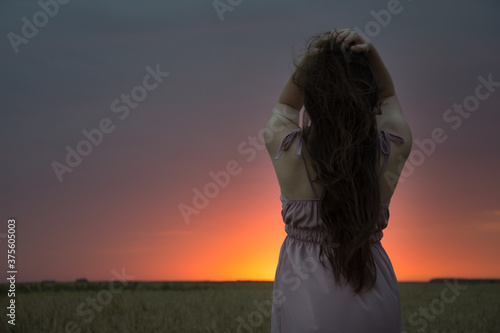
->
[285,225,383,245]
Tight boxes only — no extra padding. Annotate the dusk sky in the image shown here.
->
[1,0,499,283]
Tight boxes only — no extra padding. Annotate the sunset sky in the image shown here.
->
[1,0,499,284]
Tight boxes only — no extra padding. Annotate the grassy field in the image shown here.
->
[0,281,499,332]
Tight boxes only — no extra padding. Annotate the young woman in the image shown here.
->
[265,28,412,332]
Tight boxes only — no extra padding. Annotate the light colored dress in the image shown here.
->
[271,128,403,333]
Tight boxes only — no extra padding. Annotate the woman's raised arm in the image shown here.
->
[332,28,396,99]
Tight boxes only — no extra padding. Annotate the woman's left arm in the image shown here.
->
[265,51,315,156]
[277,72,303,111]
[277,52,312,111]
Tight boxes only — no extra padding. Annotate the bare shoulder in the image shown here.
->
[376,95,413,159]
[265,103,301,158]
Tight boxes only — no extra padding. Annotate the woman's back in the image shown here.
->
[266,101,410,333]
[266,96,412,203]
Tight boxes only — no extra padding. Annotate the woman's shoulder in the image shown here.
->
[270,103,301,127]
[265,103,303,158]
[376,96,413,158]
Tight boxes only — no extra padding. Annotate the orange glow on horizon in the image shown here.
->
[31,159,500,284]
[116,171,499,283]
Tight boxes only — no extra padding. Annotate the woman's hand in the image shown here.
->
[330,28,372,54]
[329,29,395,99]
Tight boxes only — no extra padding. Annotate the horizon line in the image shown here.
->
[4,277,500,284]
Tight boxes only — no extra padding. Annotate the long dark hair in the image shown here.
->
[292,32,383,294]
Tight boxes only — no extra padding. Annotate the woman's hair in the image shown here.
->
[292,32,383,294]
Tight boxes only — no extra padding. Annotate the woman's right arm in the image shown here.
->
[364,46,396,100]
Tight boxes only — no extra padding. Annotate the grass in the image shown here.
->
[0,281,498,332]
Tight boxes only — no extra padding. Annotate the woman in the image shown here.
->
[265,28,412,332]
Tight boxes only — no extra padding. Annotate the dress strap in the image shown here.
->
[275,128,319,199]
[378,130,405,181]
